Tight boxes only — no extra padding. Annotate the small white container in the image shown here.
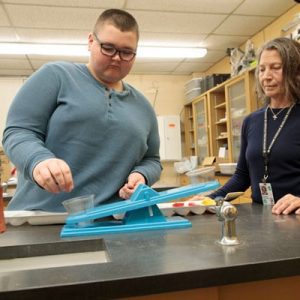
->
[218,163,237,175]
[186,166,215,184]
[185,77,202,92]
[187,201,206,215]
[172,202,190,216]
[184,87,202,104]
[157,203,175,217]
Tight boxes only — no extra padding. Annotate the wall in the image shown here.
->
[0,78,25,182]
[204,5,300,76]
[126,74,188,115]
[0,77,25,142]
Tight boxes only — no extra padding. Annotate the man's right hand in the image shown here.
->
[32,158,74,193]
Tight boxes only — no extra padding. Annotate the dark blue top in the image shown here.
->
[211,104,300,204]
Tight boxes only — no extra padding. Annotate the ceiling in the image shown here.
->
[0,0,298,76]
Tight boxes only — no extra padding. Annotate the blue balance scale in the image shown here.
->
[60,180,220,238]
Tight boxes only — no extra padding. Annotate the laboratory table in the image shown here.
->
[0,204,300,300]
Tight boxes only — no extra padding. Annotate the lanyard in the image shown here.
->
[262,104,295,182]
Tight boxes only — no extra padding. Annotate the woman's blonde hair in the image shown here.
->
[255,37,300,104]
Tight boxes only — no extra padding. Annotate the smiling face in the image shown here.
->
[87,23,138,90]
[258,49,289,107]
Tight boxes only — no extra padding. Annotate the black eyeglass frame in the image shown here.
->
[93,32,136,62]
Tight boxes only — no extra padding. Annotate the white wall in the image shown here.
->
[126,74,189,116]
[0,77,25,142]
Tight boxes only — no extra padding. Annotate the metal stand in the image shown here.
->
[215,197,240,246]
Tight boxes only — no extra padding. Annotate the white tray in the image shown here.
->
[4,199,215,226]
[4,210,67,226]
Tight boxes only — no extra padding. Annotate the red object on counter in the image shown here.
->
[0,187,7,233]
[172,202,184,207]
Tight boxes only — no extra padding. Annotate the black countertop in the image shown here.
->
[1,204,300,299]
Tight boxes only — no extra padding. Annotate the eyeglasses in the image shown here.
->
[93,33,136,62]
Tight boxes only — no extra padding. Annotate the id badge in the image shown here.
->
[259,182,274,205]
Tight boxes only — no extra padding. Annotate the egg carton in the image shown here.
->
[4,210,67,226]
[112,199,215,220]
[158,200,214,216]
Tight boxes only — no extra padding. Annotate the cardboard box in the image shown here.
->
[0,148,12,183]
[201,156,228,172]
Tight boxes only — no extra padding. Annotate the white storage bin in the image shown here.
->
[186,166,215,184]
[218,163,237,175]
[185,87,201,104]
[185,77,202,92]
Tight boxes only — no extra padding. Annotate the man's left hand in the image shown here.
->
[119,172,146,199]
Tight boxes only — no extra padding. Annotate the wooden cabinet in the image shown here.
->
[207,84,227,159]
[183,68,259,163]
[183,103,195,156]
[226,69,258,162]
[193,96,210,164]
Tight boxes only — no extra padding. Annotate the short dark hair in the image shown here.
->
[255,37,300,104]
[94,9,139,40]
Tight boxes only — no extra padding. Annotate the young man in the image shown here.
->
[3,9,162,211]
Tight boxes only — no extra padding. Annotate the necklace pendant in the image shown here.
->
[273,115,277,120]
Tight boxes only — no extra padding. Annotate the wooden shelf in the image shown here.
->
[215,102,226,109]
[183,68,258,163]
[215,120,227,125]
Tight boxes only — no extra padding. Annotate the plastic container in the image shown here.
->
[63,194,94,227]
[218,163,237,175]
[187,201,206,215]
[186,166,215,184]
[205,73,231,90]
[185,77,202,92]
[172,202,190,216]
[174,156,198,174]
[185,88,202,104]
[157,203,175,217]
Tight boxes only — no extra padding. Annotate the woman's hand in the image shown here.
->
[32,158,74,193]
[188,194,206,201]
[272,194,300,215]
[119,172,146,199]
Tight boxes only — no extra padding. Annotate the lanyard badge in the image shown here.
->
[259,182,274,205]
[260,104,295,205]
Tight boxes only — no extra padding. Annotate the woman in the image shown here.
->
[199,37,300,215]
